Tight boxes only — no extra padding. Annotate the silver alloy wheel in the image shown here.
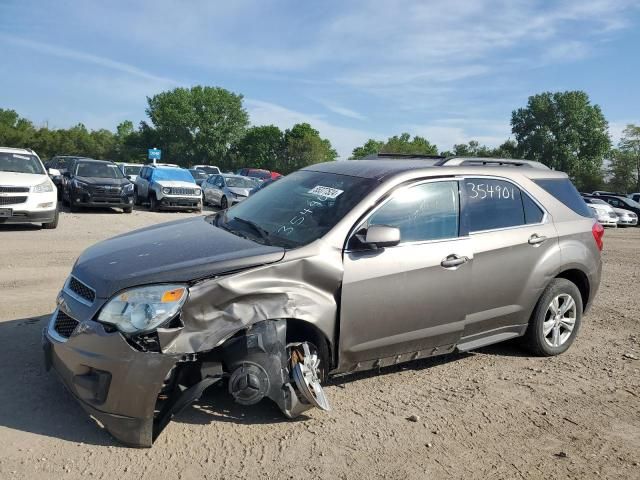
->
[543,293,577,348]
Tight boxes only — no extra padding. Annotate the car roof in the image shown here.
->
[74,158,114,164]
[303,157,564,182]
[0,146,38,155]
[222,174,246,179]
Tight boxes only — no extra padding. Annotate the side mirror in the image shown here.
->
[63,171,71,178]
[361,225,401,249]
[48,168,61,177]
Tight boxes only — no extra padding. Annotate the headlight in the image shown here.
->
[97,284,188,334]
[195,188,202,195]
[73,179,88,190]
[32,180,54,193]
[162,187,171,195]
[123,183,134,193]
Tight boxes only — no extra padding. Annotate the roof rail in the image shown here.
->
[365,153,446,160]
[438,157,550,170]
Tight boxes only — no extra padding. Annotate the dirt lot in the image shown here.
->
[0,209,638,479]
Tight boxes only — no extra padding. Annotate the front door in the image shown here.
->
[339,179,472,369]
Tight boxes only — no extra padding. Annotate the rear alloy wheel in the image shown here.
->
[523,278,582,356]
[220,196,228,210]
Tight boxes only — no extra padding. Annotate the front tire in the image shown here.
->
[42,207,59,229]
[220,196,228,210]
[149,194,159,212]
[523,278,583,356]
[123,207,133,214]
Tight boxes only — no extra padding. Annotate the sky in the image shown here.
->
[1,0,639,159]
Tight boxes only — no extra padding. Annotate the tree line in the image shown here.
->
[0,86,337,175]
[351,91,639,193]
[1,88,638,191]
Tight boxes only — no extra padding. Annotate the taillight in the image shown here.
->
[592,222,604,251]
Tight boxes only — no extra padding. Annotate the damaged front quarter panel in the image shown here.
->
[149,244,343,443]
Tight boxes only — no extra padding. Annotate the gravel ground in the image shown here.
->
[0,209,638,480]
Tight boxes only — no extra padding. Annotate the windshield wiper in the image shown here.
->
[231,217,272,245]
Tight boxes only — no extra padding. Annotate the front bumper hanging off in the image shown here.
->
[44,313,329,447]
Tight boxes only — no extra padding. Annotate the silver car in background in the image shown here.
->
[202,173,254,209]
[582,196,618,227]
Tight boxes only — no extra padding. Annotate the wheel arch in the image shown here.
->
[555,268,590,310]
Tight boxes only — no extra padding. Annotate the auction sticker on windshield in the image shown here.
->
[308,185,344,199]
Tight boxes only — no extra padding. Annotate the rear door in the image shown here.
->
[459,177,559,341]
[137,167,150,199]
[339,179,472,368]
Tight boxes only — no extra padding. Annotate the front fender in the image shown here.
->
[161,249,344,356]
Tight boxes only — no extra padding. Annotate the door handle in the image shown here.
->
[441,254,469,268]
[528,234,547,245]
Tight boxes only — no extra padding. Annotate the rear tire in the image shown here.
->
[42,207,59,229]
[522,278,583,356]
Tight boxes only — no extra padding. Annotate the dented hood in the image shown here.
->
[73,215,285,298]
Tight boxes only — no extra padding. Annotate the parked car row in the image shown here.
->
[584,192,640,227]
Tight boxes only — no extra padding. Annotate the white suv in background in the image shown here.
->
[0,147,59,229]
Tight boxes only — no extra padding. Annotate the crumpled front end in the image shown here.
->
[44,251,340,446]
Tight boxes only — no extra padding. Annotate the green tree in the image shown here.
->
[350,139,385,159]
[145,86,249,167]
[440,139,520,158]
[0,109,36,147]
[350,133,438,159]
[232,125,284,171]
[511,91,610,189]
[613,124,640,192]
[279,123,337,174]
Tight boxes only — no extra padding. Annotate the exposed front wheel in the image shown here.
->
[220,196,228,210]
[523,278,583,356]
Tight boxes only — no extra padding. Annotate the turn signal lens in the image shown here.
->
[161,287,186,303]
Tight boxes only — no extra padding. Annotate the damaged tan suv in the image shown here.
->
[44,157,603,446]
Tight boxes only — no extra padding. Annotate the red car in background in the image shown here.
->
[237,168,282,181]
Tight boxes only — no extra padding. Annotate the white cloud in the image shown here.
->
[1,34,177,85]
[609,120,640,144]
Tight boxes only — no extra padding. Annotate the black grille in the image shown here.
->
[68,277,96,303]
[0,186,29,193]
[0,196,27,206]
[54,310,79,338]
[169,187,197,195]
[91,185,121,197]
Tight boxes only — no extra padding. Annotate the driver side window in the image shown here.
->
[368,181,460,243]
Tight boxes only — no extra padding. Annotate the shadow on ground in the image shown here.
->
[0,314,532,447]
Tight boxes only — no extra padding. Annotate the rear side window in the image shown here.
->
[464,179,527,231]
[533,178,591,217]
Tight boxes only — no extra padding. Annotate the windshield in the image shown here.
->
[225,176,254,188]
[247,170,271,179]
[75,162,123,178]
[217,170,377,248]
[0,152,45,175]
[124,165,142,176]
[189,169,209,179]
[622,198,640,208]
[197,166,220,175]
[152,168,195,183]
